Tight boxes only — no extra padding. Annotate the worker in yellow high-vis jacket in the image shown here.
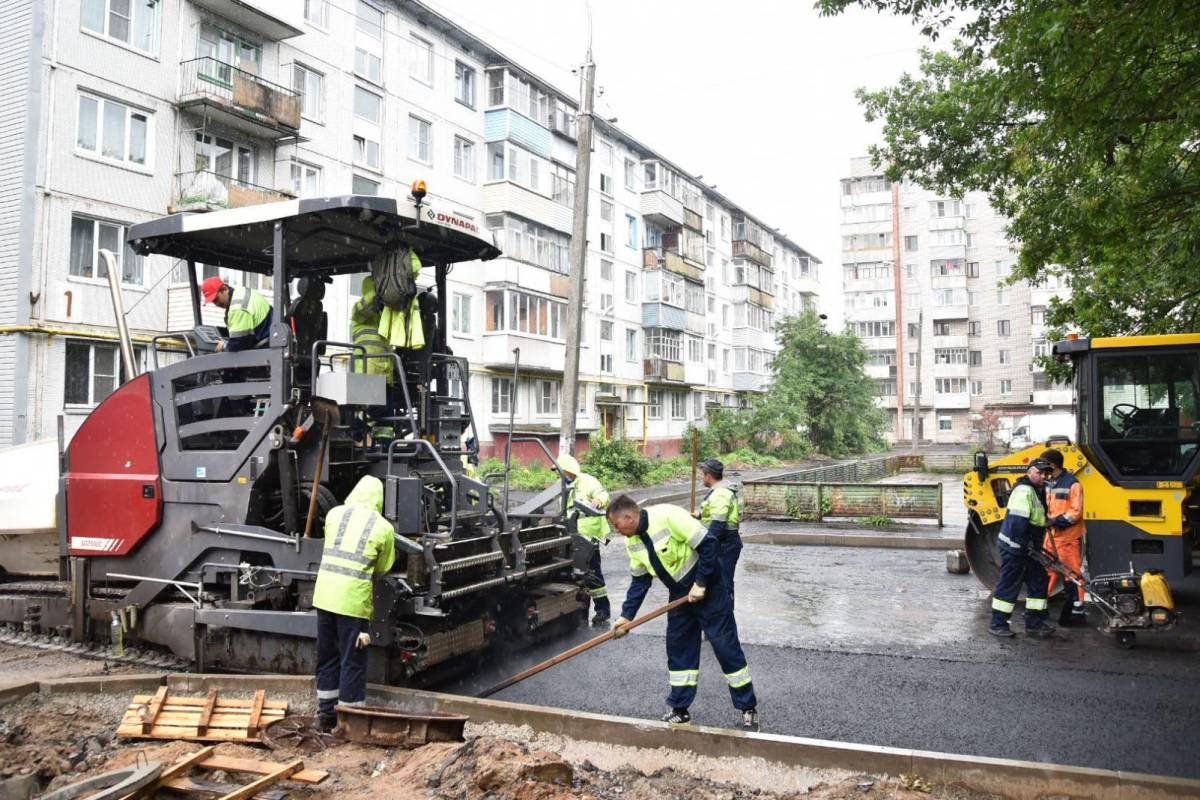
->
[377,250,425,349]
[312,476,396,730]
[557,454,611,625]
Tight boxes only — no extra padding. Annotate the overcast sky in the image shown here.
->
[427,0,929,324]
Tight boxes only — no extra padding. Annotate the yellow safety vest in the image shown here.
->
[626,504,706,582]
[699,482,741,532]
[312,477,396,619]
[568,472,611,539]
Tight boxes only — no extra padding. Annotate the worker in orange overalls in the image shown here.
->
[1040,448,1088,626]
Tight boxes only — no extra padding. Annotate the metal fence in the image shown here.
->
[743,480,943,525]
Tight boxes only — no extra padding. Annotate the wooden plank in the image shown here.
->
[215,759,303,800]
[196,688,219,736]
[130,695,289,710]
[140,685,170,735]
[161,777,288,800]
[118,745,216,800]
[245,690,266,738]
[121,708,287,727]
[117,724,257,742]
[118,710,286,734]
[199,755,328,785]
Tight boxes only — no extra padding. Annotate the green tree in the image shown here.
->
[751,311,889,457]
[818,0,1200,347]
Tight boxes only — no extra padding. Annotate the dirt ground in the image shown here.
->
[0,687,998,800]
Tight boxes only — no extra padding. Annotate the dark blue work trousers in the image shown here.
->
[315,609,368,718]
[585,546,611,617]
[991,545,1050,628]
[665,571,757,712]
[718,531,743,608]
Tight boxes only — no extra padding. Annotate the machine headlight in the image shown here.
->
[1150,608,1172,626]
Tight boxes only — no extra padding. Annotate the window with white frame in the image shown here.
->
[599,200,613,222]
[536,380,559,415]
[999,349,1011,365]
[670,392,687,419]
[644,329,682,362]
[997,319,1011,336]
[600,320,613,341]
[648,390,662,420]
[354,47,383,84]
[304,0,328,27]
[70,215,144,285]
[687,336,703,363]
[938,416,953,431]
[356,0,383,39]
[409,34,433,85]
[491,377,515,414]
[76,92,150,166]
[625,328,638,361]
[599,353,613,373]
[455,61,476,107]
[722,349,731,372]
[354,86,381,124]
[64,340,145,409]
[82,0,160,54]
[625,215,638,249]
[935,378,967,394]
[599,259,613,281]
[290,161,321,197]
[487,214,570,274]
[197,24,261,82]
[599,232,612,254]
[353,135,380,170]
[193,133,255,184]
[599,174,613,195]
[1031,306,1047,325]
[996,285,1009,305]
[352,174,379,195]
[292,64,324,120]
[451,293,472,335]
[1000,379,1013,395]
[624,159,635,190]
[1033,339,1050,358]
[970,380,983,396]
[969,350,983,366]
[624,270,637,303]
[484,289,565,339]
[453,136,475,181]
[408,116,431,163]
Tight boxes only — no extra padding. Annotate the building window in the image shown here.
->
[648,390,663,420]
[354,47,383,84]
[600,320,613,341]
[599,353,613,372]
[938,416,953,431]
[600,259,613,281]
[970,380,983,396]
[966,261,980,277]
[353,135,380,170]
[455,61,476,107]
[64,340,144,408]
[491,377,515,414]
[625,215,639,249]
[409,34,433,84]
[877,379,897,396]
[968,321,982,337]
[290,161,321,197]
[354,86,382,124]
[670,392,687,420]
[349,176,379,197]
[599,174,613,195]
[625,328,638,362]
[536,380,560,415]
[304,0,328,27]
[935,378,967,394]
[999,349,1011,365]
[81,0,160,54]
[904,235,918,251]
[451,292,472,335]
[76,92,150,166]
[933,321,952,336]
[488,214,571,274]
[484,289,565,339]
[408,115,432,164]
[293,64,324,121]
[934,348,968,364]
[356,0,383,39]
[600,232,613,254]
[997,319,1011,336]
[453,136,475,180]
[723,349,731,372]
[687,336,703,363]
[969,350,982,367]
[996,286,1009,305]
[624,158,636,190]
[70,215,144,285]
[995,260,1012,278]
[1031,306,1047,325]
[599,200,613,222]
[1000,379,1013,396]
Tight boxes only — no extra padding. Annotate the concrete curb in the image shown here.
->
[5,674,1197,799]
[742,532,958,550]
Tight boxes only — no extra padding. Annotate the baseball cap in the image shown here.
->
[201,276,225,304]
[1030,458,1054,473]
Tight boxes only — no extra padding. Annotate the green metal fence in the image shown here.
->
[743,480,944,525]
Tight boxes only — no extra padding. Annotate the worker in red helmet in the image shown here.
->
[201,275,272,352]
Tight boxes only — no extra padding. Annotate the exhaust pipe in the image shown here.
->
[100,249,138,383]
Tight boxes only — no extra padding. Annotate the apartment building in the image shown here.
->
[0,0,821,459]
[840,156,1071,444]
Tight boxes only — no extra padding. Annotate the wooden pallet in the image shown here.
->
[113,744,327,800]
[117,687,288,743]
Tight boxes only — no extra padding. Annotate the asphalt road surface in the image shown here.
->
[444,544,1200,779]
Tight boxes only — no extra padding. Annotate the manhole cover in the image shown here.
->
[262,716,345,753]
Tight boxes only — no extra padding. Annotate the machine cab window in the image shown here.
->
[1094,348,1200,478]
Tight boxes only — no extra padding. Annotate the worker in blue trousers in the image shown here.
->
[607,494,759,731]
[695,458,743,607]
[989,458,1057,639]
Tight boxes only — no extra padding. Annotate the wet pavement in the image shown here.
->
[445,544,1200,779]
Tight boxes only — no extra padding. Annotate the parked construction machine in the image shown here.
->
[964,334,1199,643]
[0,194,590,682]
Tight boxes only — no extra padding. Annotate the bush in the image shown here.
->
[477,457,559,491]
[720,447,781,468]
[580,434,650,487]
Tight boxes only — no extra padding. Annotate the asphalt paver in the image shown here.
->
[445,544,1200,779]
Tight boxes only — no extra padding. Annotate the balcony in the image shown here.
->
[188,0,302,40]
[930,334,969,349]
[642,302,687,330]
[931,274,967,291]
[178,58,301,139]
[932,362,969,379]
[683,207,703,232]
[930,304,969,320]
[732,238,772,267]
[641,189,685,228]
[934,392,971,410]
[170,171,294,213]
[483,181,572,234]
[733,372,770,393]
[482,333,565,374]
[644,357,687,384]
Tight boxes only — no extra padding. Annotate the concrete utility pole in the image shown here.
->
[559,19,595,457]
[910,311,923,454]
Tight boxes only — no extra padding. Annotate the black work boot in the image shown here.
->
[662,708,691,724]
[317,713,337,732]
[591,611,611,626]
